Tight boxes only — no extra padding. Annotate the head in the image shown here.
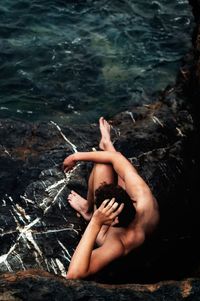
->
[95,183,136,228]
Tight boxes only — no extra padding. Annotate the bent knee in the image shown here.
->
[94,163,115,179]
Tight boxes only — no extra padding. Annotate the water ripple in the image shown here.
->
[0,0,194,124]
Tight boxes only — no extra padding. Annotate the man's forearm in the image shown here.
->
[66,219,101,279]
[73,151,117,165]
[72,151,139,181]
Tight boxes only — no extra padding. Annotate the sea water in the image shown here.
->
[0,0,194,125]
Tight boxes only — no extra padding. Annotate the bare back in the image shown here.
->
[96,199,159,256]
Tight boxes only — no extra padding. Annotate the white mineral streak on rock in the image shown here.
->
[55,258,66,276]
[50,121,78,153]
[14,252,26,270]
[58,240,71,262]
[0,243,17,270]
[68,224,79,235]
[45,179,66,192]
[49,258,66,276]
[0,243,17,264]
[2,199,6,206]
[45,258,51,272]
[50,258,58,274]
[25,232,43,257]
[137,146,170,159]
[21,195,35,204]
[1,218,42,266]
[16,203,31,222]
[128,157,139,166]
[33,250,42,268]
[11,218,44,261]
[5,261,12,271]
[38,197,48,209]
[41,180,47,188]
[0,149,81,272]
[125,111,136,123]
[10,209,21,226]
[43,163,80,214]
[0,229,19,236]
[20,217,41,232]
[8,196,14,203]
[112,125,120,137]
[49,184,65,203]
[12,205,26,224]
[152,116,164,127]
[46,225,77,235]
[4,148,11,157]
[176,127,185,137]
[38,227,77,235]
[43,184,66,214]
[0,166,79,271]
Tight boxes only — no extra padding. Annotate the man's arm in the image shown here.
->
[64,151,135,179]
[63,151,153,203]
[66,199,124,279]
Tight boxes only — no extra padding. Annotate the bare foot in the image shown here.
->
[67,190,92,221]
[99,117,115,151]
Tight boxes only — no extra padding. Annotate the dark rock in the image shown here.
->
[0,93,198,284]
[0,269,200,301]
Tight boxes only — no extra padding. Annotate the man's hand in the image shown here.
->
[63,154,77,172]
[92,198,124,227]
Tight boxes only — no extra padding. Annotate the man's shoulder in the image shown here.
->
[119,226,145,254]
[105,226,145,255]
[101,230,126,257]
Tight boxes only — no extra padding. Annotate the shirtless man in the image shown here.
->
[63,117,159,279]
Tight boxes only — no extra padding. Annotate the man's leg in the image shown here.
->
[68,162,115,221]
[67,117,123,220]
[99,117,125,189]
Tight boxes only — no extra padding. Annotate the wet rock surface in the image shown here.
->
[0,269,200,301]
[0,92,198,285]
[1,0,200,299]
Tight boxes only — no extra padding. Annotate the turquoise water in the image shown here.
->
[0,0,194,125]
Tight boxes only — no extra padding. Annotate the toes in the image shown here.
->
[67,193,73,200]
[99,116,105,126]
[105,119,110,128]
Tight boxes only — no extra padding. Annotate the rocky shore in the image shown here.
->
[1,0,200,300]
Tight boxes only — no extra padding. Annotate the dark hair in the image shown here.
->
[95,183,136,228]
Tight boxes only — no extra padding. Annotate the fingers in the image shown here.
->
[100,198,115,211]
[95,198,124,226]
[100,198,124,216]
[111,203,124,219]
[64,165,73,173]
[106,201,118,214]
[104,198,115,210]
[63,163,70,173]
[100,199,110,209]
